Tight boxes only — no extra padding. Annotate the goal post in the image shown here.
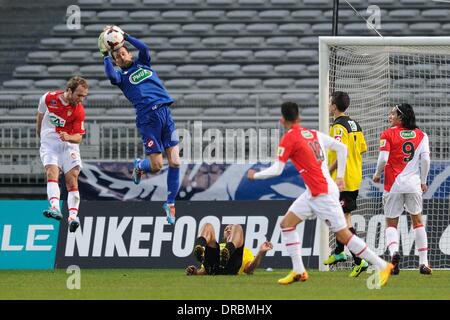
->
[318,36,450,271]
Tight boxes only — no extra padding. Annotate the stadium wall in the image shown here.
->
[1,200,449,270]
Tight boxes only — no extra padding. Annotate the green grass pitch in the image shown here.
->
[0,269,449,300]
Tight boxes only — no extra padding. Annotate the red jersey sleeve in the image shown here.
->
[379,130,390,152]
[72,106,86,135]
[277,133,293,163]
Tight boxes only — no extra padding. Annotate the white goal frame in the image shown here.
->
[318,36,450,271]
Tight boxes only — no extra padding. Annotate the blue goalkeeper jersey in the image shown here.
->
[104,35,174,125]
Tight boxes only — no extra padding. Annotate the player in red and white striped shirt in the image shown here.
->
[248,102,393,286]
[373,104,432,275]
[36,77,88,233]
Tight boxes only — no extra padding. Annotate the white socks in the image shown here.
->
[414,224,429,266]
[68,189,80,221]
[347,235,387,271]
[386,226,400,257]
[47,180,60,211]
[281,227,305,274]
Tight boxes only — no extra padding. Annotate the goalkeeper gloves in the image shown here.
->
[98,32,109,57]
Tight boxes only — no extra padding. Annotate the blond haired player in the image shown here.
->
[37,76,88,233]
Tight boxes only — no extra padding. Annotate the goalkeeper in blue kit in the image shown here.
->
[99,26,180,225]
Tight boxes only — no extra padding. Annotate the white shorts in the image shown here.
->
[383,192,423,218]
[288,189,347,233]
[40,139,82,174]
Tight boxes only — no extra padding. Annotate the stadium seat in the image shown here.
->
[170,37,201,47]
[249,93,281,104]
[254,50,286,61]
[234,37,264,46]
[222,122,260,129]
[266,37,298,47]
[0,108,8,116]
[227,10,257,20]
[189,50,221,60]
[382,23,410,34]
[242,64,273,75]
[409,23,441,34]
[40,38,71,49]
[164,79,196,88]
[143,0,173,5]
[194,10,226,20]
[238,0,267,5]
[209,64,241,75]
[295,78,319,88]
[14,65,47,76]
[389,9,421,19]
[52,24,84,36]
[202,37,233,47]
[259,10,290,19]
[421,9,450,19]
[155,64,177,76]
[222,50,253,60]
[235,107,256,115]
[8,108,37,116]
[299,36,319,47]
[97,10,129,21]
[301,107,319,115]
[84,24,106,35]
[307,64,319,76]
[0,95,21,108]
[312,23,333,34]
[196,78,229,88]
[274,64,307,76]
[117,24,149,35]
[279,23,311,34]
[393,78,426,88]
[155,50,189,62]
[47,65,79,76]
[291,10,323,20]
[105,108,135,116]
[2,80,34,90]
[263,78,294,88]
[129,10,161,21]
[229,79,262,88]
[34,80,66,90]
[80,10,98,22]
[72,37,98,49]
[427,78,450,87]
[80,65,105,77]
[270,0,298,6]
[323,9,354,20]
[27,51,59,63]
[207,0,236,5]
[405,64,437,74]
[162,10,194,20]
[302,0,332,5]
[247,24,278,34]
[171,107,204,116]
[215,24,246,34]
[203,107,237,116]
[282,93,316,104]
[177,65,209,75]
[78,0,106,6]
[85,108,107,116]
[183,93,216,103]
[60,51,92,63]
[86,94,118,107]
[399,0,428,4]
[110,0,140,6]
[286,50,318,62]
[183,24,214,34]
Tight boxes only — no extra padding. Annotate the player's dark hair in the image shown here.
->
[395,103,419,130]
[111,45,129,61]
[331,91,350,112]
[66,76,88,92]
[281,101,299,122]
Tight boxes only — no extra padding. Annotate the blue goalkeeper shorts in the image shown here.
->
[136,104,179,155]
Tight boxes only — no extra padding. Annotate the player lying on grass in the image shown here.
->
[247,101,393,286]
[186,224,273,275]
[37,76,88,233]
[373,103,432,275]
[99,26,180,225]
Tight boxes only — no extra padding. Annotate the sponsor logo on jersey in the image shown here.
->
[48,113,66,127]
[334,127,343,141]
[277,147,285,157]
[50,99,57,106]
[380,139,386,147]
[301,130,314,139]
[348,120,358,132]
[67,110,72,117]
[129,68,153,84]
[147,139,154,148]
[400,130,416,139]
[70,152,79,160]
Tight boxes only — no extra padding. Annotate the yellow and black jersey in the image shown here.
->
[328,115,367,191]
[218,243,254,275]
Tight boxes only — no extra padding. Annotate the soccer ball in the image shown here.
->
[103,26,125,51]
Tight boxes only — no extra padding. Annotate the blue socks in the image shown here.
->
[167,166,180,204]
[138,158,151,173]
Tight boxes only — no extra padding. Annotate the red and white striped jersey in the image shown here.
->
[38,91,86,142]
[379,126,430,193]
[277,124,340,197]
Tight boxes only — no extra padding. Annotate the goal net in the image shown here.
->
[319,37,450,271]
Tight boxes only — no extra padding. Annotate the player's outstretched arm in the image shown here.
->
[36,112,44,139]
[247,161,285,180]
[186,265,207,276]
[125,34,151,65]
[244,241,273,275]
